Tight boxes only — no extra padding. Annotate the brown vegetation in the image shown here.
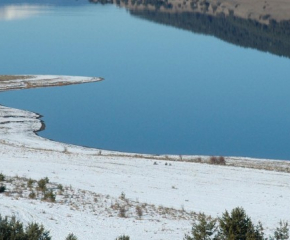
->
[0,75,33,81]
[209,156,226,165]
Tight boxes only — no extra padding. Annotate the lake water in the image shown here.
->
[1,0,290,160]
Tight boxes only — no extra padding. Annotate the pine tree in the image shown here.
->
[273,221,289,240]
[0,216,25,240]
[65,233,78,240]
[25,222,51,240]
[217,207,264,240]
[184,213,217,240]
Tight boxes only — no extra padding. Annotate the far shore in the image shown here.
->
[115,0,290,25]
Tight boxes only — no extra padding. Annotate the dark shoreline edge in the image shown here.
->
[1,76,290,173]
[2,98,290,174]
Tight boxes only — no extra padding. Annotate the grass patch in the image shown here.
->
[0,75,33,81]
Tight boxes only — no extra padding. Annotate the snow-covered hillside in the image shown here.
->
[0,75,289,239]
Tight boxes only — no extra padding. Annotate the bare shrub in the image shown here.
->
[210,156,218,164]
[37,179,47,192]
[29,191,36,199]
[27,178,34,188]
[119,192,126,200]
[4,192,10,197]
[136,205,143,219]
[119,206,127,218]
[43,190,55,202]
[209,156,226,165]
[217,156,226,165]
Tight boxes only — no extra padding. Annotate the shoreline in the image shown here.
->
[0,75,104,92]
[115,0,290,25]
[0,75,289,173]
[0,75,289,239]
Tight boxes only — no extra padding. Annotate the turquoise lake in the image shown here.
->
[0,0,290,159]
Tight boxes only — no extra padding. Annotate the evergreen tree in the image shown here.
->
[0,215,25,240]
[217,207,264,240]
[25,223,51,240]
[65,233,78,240]
[184,213,217,240]
[0,215,51,240]
[273,221,289,240]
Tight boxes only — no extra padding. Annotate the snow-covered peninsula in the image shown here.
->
[0,75,289,239]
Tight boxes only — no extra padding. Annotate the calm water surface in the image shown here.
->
[0,0,290,159]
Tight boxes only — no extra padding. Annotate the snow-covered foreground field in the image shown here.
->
[0,76,289,239]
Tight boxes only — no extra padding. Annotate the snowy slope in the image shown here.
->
[0,75,289,239]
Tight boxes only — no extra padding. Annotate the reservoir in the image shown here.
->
[0,0,290,160]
